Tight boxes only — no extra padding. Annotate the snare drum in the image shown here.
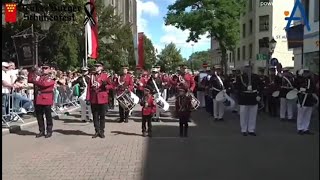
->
[286,89,298,100]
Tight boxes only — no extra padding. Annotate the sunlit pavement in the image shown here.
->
[2,99,319,180]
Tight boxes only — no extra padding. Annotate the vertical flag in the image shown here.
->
[138,32,144,69]
[85,0,98,59]
[5,3,17,23]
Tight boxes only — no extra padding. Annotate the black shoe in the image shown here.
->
[142,132,146,137]
[297,130,304,135]
[35,132,45,138]
[81,120,87,122]
[232,110,237,113]
[99,133,105,138]
[45,132,52,138]
[124,119,128,123]
[214,118,219,121]
[89,119,93,122]
[92,132,99,138]
[219,118,224,121]
[118,119,124,123]
[248,132,256,136]
[303,130,314,135]
[148,132,152,137]
[242,132,248,136]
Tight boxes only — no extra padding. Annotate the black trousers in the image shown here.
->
[136,90,143,99]
[267,96,278,116]
[179,115,189,136]
[205,95,213,116]
[35,105,53,133]
[142,115,152,132]
[109,91,114,109]
[118,102,129,120]
[91,104,107,133]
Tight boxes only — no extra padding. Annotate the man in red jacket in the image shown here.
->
[140,86,156,137]
[29,63,55,138]
[178,65,195,92]
[86,62,114,138]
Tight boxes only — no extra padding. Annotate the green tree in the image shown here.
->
[157,43,184,72]
[188,50,211,70]
[142,34,157,70]
[164,0,245,72]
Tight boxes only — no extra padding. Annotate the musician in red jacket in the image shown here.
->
[115,66,134,123]
[175,85,192,137]
[86,62,113,138]
[29,63,55,138]
[178,65,195,92]
[140,86,156,137]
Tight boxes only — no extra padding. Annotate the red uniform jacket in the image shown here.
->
[32,74,55,106]
[138,76,148,91]
[170,75,179,87]
[86,73,113,104]
[175,95,192,117]
[115,74,134,95]
[140,94,156,116]
[179,73,196,92]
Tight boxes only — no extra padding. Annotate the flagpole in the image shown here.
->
[84,24,88,67]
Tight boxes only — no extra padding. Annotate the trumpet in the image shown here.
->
[91,74,99,88]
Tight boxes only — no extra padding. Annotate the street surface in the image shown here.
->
[2,99,319,180]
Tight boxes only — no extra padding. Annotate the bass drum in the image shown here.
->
[215,91,226,102]
[286,89,299,100]
[155,95,170,111]
[130,92,139,104]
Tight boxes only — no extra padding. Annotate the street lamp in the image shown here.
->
[35,21,51,66]
[267,38,277,76]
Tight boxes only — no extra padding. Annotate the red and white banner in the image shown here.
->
[85,0,98,59]
[138,32,144,69]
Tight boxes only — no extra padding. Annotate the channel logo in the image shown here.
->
[4,3,18,23]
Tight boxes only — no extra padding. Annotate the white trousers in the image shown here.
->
[197,91,206,107]
[239,105,258,133]
[79,99,93,120]
[230,93,239,112]
[280,98,294,119]
[296,105,313,131]
[213,99,225,118]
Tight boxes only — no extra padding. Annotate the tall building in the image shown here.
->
[233,0,295,73]
[104,0,137,36]
[291,0,319,74]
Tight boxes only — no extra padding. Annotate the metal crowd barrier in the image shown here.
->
[2,85,80,128]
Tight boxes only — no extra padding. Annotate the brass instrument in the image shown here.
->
[91,74,99,88]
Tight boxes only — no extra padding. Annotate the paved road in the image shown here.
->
[2,100,319,180]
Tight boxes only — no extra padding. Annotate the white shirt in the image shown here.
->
[8,69,19,84]
[2,70,11,94]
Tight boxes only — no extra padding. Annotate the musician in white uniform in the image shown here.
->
[72,67,92,122]
[276,67,296,122]
[210,65,226,121]
[295,69,317,135]
[235,62,263,136]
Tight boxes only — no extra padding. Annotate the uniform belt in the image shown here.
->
[38,91,53,94]
[242,90,257,93]
[281,86,293,89]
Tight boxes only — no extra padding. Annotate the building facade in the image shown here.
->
[104,0,137,36]
[233,0,295,73]
[210,38,235,73]
[292,0,319,74]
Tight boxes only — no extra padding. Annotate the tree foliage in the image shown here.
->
[164,0,246,72]
[157,43,184,73]
[187,50,211,70]
[142,34,157,70]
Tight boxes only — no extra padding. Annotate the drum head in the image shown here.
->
[130,92,139,104]
[272,91,280,97]
[286,89,298,100]
[215,91,225,102]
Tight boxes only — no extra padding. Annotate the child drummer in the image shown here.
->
[175,85,192,137]
[140,86,156,137]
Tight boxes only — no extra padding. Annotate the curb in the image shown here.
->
[2,107,80,136]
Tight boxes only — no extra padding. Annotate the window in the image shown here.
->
[249,19,253,34]
[249,44,253,59]
[259,15,269,31]
[237,48,240,61]
[315,0,319,22]
[242,23,246,37]
[242,46,246,60]
[259,37,269,53]
[249,0,253,11]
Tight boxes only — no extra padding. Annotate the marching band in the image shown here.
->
[27,61,318,138]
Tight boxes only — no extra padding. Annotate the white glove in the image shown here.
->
[247,85,252,91]
[256,96,261,102]
[145,102,148,107]
[300,88,306,92]
[35,75,40,81]
[223,89,227,93]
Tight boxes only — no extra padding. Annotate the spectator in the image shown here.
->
[13,76,34,113]
[2,62,17,116]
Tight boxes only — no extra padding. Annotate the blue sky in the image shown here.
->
[137,0,211,59]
